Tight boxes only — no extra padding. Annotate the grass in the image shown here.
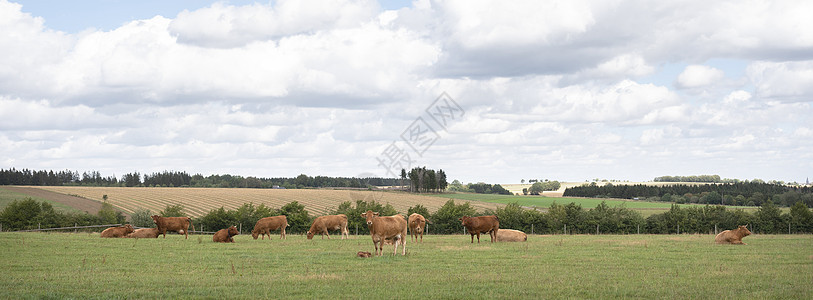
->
[430,193,761,217]
[1,232,810,299]
[0,187,81,213]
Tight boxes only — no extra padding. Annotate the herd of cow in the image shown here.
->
[98,211,530,256]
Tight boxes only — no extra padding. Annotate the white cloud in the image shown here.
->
[169,0,379,48]
[747,60,813,101]
[676,65,725,88]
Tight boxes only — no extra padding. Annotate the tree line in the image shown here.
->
[4,197,812,235]
[563,182,813,207]
[0,168,400,189]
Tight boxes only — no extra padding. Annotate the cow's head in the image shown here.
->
[739,225,752,236]
[151,215,161,224]
[124,224,135,234]
[361,210,379,226]
[251,228,260,240]
[227,226,239,237]
[458,216,470,225]
[306,230,314,240]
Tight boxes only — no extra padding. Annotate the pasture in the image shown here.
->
[1,232,810,299]
[28,186,502,217]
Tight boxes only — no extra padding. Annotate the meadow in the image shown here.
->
[1,232,810,299]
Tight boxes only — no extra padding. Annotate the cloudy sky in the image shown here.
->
[1,0,812,184]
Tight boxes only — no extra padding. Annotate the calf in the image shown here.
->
[152,215,195,239]
[100,224,134,238]
[459,215,499,243]
[361,210,407,256]
[213,226,239,243]
[252,216,289,240]
[126,227,160,238]
[715,225,752,245]
[408,213,428,242]
[496,229,527,242]
[306,214,349,240]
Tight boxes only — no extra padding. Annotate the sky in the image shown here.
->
[1,0,812,184]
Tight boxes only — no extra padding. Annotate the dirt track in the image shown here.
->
[1,186,106,215]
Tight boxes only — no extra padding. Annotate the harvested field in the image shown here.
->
[1,186,105,215]
[26,186,502,217]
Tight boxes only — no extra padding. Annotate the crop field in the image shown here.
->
[432,193,760,217]
[0,187,80,213]
[1,232,810,299]
[28,186,502,217]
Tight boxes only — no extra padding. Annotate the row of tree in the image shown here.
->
[4,197,812,235]
[563,182,813,207]
[0,168,401,189]
[654,175,798,185]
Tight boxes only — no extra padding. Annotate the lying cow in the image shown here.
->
[715,225,751,245]
[496,229,527,242]
[459,215,499,243]
[126,227,160,238]
[213,226,239,243]
[306,214,349,240]
[252,215,289,240]
[408,213,428,242]
[100,224,134,238]
[362,210,407,256]
[152,215,195,239]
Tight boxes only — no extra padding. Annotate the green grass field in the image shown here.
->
[1,232,810,299]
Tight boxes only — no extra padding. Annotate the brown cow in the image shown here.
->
[496,229,527,242]
[408,213,428,242]
[361,210,407,256]
[715,225,752,245]
[252,216,289,240]
[126,227,160,238]
[306,214,349,240]
[152,215,195,239]
[213,226,239,243]
[459,215,499,243]
[100,224,134,238]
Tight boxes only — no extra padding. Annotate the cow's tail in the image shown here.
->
[188,218,196,233]
[425,218,433,224]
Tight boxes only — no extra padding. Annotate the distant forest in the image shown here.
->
[0,168,399,189]
[564,182,813,207]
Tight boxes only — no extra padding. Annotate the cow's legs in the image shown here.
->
[476,232,481,243]
[470,234,474,243]
[402,234,407,255]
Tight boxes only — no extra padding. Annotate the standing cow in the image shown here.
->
[459,215,499,243]
[306,214,349,240]
[252,215,289,240]
[152,215,195,239]
[213,226,239,243]
[715,225,752,245]
[408,213,428,242]
[361,210,407,256]
[100,224,134,238]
